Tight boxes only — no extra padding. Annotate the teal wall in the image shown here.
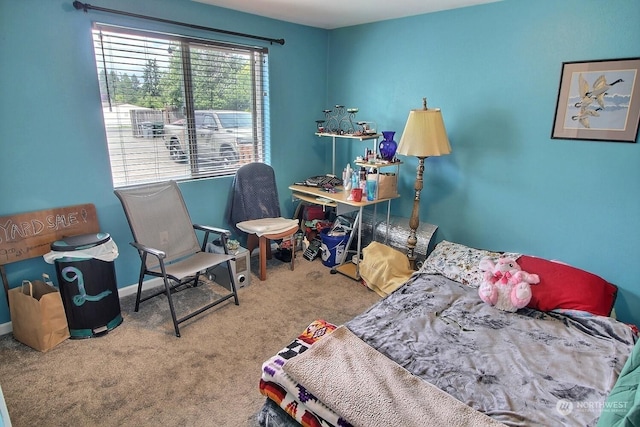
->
[0,0,329,324]
[328,0,640,325]
[1,0,639,326]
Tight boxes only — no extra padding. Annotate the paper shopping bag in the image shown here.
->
[8,280,70,352]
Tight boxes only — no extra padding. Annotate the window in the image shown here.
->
[92,23,268,187]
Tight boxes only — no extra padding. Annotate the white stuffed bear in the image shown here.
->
[478,257,539,312]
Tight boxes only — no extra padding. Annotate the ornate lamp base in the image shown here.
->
[406,157,426,270]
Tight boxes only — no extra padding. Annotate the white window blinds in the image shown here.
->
[92,23,268,187]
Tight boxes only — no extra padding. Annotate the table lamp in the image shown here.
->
[397,98,451,269]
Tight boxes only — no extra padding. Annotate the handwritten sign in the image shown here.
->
[0,204,99,265]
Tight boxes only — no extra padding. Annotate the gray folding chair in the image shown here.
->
[115,180,239,337]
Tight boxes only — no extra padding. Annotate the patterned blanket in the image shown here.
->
[259,320,348,427]
[346,273,637,426]
[259,273,637,426]
[283,325,504,427]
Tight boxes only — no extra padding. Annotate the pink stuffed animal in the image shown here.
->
[478,257,539,312]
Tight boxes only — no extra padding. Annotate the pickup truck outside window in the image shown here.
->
[163,110,255,166]
[92,23,268,187]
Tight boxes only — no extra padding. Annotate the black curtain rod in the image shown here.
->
[73,1,285,45]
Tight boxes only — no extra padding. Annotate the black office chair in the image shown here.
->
[229,163,299,281]
[115,180,239,337]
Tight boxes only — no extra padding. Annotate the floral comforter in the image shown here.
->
[259,273,637,426]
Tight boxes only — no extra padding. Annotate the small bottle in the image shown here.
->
[359,167,367,191]
[368,149,375,163]
[342,164,352,190]
[366,168,378,201]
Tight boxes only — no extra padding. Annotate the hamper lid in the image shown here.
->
[50,232,111,251]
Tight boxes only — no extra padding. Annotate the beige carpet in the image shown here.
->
[0,255,380,427]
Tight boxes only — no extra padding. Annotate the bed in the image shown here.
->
[257,241,639,427]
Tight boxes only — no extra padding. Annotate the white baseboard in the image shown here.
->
[0,278,166,336]
[0,322,11,336]
[0,245,269,336]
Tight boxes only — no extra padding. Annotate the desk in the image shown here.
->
[289,184,399,280]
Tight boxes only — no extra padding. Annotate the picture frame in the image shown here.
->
[551,57,640,143]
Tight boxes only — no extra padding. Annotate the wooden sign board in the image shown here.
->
[0,203,99,266]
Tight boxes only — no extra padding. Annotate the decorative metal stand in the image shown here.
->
[316,105,375,136]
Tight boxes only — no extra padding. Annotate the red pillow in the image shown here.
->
[517,255,617,316]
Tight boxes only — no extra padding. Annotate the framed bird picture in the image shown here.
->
[551,57,640,142]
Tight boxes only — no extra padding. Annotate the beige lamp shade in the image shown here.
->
[397,108,451,157]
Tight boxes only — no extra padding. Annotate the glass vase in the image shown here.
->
[379,131,397,161]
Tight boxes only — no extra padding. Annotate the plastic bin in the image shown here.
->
[49,232,122,339]
[319,230,350,268]
[140,122,153,138]
[151,121,164,138]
